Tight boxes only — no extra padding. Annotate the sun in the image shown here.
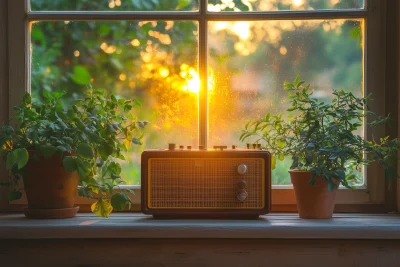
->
[186,69,200,94]
[180,66,215,95]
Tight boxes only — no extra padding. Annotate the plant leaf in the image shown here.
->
[8,190,22,201]
[6,151,17,170]
[40,145,57,159]
[91,198,113,218]
[14,148,29,169]
[111,192,130,211]
[71,65,91,85]
[271,156,276,169]
[77,143,94,159]
[328,182,336,192]
[63,156,77,172]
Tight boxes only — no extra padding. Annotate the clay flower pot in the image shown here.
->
[289,170,338,219]
[22,151,80,218]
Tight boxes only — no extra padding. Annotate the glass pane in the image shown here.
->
[208,0,364,11]
[208,19,364,185]
[31,0,199,11]
[31,20,199,184]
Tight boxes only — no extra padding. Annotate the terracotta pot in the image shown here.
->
[289,170,338,219]
[22,151,79,210]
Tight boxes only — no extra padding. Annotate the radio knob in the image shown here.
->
[168,143,176,150]
[237,164,247,175]
[237,180,247,189]
[236,189,248,202]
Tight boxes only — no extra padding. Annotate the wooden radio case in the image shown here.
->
[141,147,271,219]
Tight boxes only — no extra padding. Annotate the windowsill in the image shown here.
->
[1,213,400,239]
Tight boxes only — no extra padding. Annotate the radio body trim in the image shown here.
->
[141,149,271,219]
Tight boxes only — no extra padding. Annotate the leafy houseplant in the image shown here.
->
[0,89,147,218]
[240,77,399,218]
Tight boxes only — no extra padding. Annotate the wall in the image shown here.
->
[2,239,400,267]
[0,0,9,210]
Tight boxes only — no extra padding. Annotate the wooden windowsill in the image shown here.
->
[1,213,400,240]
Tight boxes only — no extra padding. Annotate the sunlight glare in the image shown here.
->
[292,0,304,7]
[186,69,200,94]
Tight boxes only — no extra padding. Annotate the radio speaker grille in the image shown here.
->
[148,158,264,209]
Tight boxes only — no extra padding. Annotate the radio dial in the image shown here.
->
[237,180,247,189]
[237,164,247,175]
[236,189,248,202]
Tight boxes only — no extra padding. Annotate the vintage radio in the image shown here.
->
[141,145,271,219]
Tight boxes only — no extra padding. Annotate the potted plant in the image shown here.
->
[240,77,399,218]
[0,89,147,218]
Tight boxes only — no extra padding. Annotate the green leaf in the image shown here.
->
[77,166,87,181]
[43,90,52,99]
[8,190,22,201]
[14,148,29,169]
[22,93,31,105]
[57,146,68,153]
[98,24,111,36]
[328,182,336,192]
[63,156,77,172]
[108,162,122,175]
[40,145,57,159]
[335,170,346,181]
[71,65,91,85]
[78,186,91,198]
[91,198,113,218]
[6,151,17,169]
[99,143,114,160]
[111,193,130,211]
[132,137,142,145]
[77,143,94,159]
[177,0,191,9]
[346,174,356,181]
[277,141,285,148]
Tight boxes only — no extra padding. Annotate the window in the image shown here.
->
[4,0,395,212]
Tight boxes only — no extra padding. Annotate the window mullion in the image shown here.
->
[199,0,207,148]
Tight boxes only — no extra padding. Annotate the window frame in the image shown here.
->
[1,0,398,213]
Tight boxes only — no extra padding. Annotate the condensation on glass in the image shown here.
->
[208,0,364,12]
[207,19,364,184]
[30,20,199,184]
[30,0,199,11]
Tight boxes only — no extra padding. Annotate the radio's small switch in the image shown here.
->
[168,143,176,150]
[237,180,247,189]
[237,164,247,175]
[179,145,184,150]
[236,190,248,202]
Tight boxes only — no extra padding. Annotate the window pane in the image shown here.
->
[31,0,199,11]
[208,0,364,11]
[208,19,364,185]
[31,20,199,184]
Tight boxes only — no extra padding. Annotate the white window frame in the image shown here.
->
[2,0,394,212]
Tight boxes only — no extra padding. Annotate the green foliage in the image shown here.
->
[0,89,147,217]
[71,65,91,85]
[240,76,400,191]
